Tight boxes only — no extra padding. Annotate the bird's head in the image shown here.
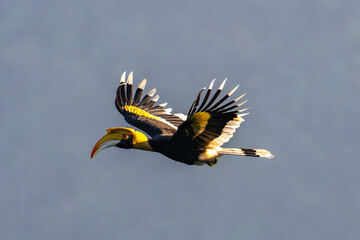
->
[91,127,151,158]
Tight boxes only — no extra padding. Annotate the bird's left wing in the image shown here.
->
[172,79,248,149]
[115,72,187,137]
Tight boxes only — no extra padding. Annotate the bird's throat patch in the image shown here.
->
[133,131,152,151]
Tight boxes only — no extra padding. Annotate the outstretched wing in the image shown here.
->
[115,72,186,137]
[173,78,248,149]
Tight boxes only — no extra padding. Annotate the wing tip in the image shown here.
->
[228,85,239,96]
[120,71,127,83]
[234,92,247,102]
[127,71,133,85]
[236,100,248,107]
[147,88,156,97]
[218,78,227,90]
[164,108,172,113]
[174,113,187,121]
[138,78,147,90]
[152,95,160,102]
[159,102,168,107]
[209,79,216,90]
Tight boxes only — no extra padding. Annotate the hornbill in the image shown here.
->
[91,72,273,166]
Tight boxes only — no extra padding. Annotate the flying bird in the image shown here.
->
[91,72,273,166]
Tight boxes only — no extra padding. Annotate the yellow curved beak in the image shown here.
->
[91,127,134,158]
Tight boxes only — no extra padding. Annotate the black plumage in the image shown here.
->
[93,71,273,166]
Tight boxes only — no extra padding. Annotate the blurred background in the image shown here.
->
[1,0,359,239]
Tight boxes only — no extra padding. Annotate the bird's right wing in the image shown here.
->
[115,72,187,137]
[172,79,248,149]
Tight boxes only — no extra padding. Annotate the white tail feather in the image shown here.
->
[218,148,274,159]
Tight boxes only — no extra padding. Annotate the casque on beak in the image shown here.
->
[91,127,134,158]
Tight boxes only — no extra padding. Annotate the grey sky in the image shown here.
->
[1,0,359,239]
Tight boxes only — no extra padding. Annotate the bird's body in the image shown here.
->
[149,135,204,165]
[91,72,273,166]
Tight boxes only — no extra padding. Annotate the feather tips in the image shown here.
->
[115,71,186,137]
[188,78,248,116]
[126,72,133,105]
[133,79,147,105]
[181,76,249,148]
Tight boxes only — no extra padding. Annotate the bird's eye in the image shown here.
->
[123,134,129,140]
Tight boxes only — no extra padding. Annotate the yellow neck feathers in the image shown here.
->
[133,131,153,151]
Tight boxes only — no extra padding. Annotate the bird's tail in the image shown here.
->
[218,148,274,159]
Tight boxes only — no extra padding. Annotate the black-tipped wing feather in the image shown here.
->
[115,72,186,137]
